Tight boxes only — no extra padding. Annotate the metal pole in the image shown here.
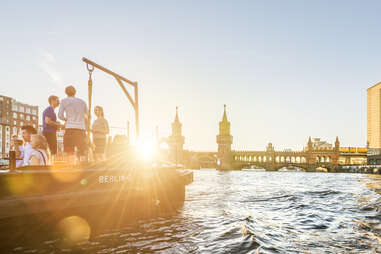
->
[127,121,130,144]
[87,78,92,131]
[134,82,139,138]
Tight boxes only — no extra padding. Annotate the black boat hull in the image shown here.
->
[0,164,193,248]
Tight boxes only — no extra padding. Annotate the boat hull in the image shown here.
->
[0,164,193,248]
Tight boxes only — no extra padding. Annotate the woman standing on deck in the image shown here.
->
[28,134,49,166]
[92,106,109,161]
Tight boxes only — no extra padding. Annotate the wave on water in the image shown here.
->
[8,172,381,253]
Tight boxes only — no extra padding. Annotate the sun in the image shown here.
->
[136,135,157,161]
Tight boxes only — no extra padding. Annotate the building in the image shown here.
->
[367,82,381,151]
[367,82,381,163]
[0,95,38,159]
[0,96,12,161]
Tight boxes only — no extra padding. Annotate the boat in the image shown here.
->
[0,58,194,248]
[0,154,193,247]
[278,165,305,172]
[242,165,266,172]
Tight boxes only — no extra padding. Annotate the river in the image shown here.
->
[11,170,381,253]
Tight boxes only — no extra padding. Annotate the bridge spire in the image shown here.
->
[335,136,340,148]
[307,136,313,153]
[174,106,180,123]
[222,104,228,123]
[167,106,185,165]
[217,104,233,169]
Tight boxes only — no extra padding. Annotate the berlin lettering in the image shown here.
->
[99,175,129,184]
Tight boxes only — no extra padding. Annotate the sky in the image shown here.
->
[1,0,381,151]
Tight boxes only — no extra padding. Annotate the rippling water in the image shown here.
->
[12,170,381,253]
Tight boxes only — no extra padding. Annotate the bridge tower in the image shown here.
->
[332,136,340,165]
[167,107,185,165]
[306,136,314,164]
[266,142,275,169]
[216,105,233,169]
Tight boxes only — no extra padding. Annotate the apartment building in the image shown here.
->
[0,95,38,159]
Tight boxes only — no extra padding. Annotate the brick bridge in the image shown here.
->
[163,106,367,171]
[232,141,340,171]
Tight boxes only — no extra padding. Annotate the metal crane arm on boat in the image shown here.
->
[82,57,139,138]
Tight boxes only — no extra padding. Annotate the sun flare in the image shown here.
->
[136,136,157,161]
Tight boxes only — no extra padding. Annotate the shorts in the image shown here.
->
[64,129,86,155]
[43,131,57,155]
[94,137,106,154]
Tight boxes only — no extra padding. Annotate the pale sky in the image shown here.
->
[1,1,380,151]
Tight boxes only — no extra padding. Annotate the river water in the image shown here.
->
[12,170,381,253]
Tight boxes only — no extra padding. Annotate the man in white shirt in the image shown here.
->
[21,125,37,166]
[58,85,88,164]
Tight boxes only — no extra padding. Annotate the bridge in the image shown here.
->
[232,141,340,171]
[162,106,367,171]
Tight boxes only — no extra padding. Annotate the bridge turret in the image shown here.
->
[335,136,340,150]
[307,136,313,151]
[217,104,233,169]
[305,136,315,164]
[329,136,340,166]
[266,142,274,152]
[167,106,185,165]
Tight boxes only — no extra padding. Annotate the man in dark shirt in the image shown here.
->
[42,95,61,159]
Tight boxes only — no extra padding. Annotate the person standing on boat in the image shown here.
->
[91,106,109,161]
[21,125,37,166]
[42,95,61,162]
[28,134,49,166]
[58,85,88,164]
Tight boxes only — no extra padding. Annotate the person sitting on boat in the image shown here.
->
[21,125,37,166]
[42,95,61,162]
[58,85,88,164]
[91,106,109,161]
[28,134,49,166]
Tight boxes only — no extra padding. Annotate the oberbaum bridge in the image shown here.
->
[161,106,367,172]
